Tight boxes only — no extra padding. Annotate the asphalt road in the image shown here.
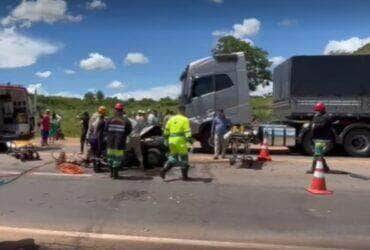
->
[0,143,369,249]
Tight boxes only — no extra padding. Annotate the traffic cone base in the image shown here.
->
[257,138,272,162]
[306,158,333,195]
[306,188,333,195]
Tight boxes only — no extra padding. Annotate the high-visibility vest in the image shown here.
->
[165,114,192,155]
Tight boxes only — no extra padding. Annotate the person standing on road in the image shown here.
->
[309,102,333,173]
[87,106,107,172]
[160,105,192,181]
[105,103,132,179]
[211,109,231,160]
[128,110,147,169]
[41,109,51,146]
[77,111,90,154]
[147,109,159,126]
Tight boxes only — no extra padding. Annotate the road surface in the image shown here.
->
[0,141,369,249]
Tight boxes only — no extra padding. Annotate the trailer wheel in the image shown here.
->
[344,129,370,157]
[302,131,315,155]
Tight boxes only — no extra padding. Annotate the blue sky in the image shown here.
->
[0,0,369,99]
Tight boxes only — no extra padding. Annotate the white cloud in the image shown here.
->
[278,19,298,27]
[52,91,82,99]
[1,0,82,28]
[86,0,107,10]
[107,80,125,89]
[35,70,52,78]
[64,69,75,74]
[210,0,223,3]
[27,83,82,98]
[250,82,273,96]
[79,52,115,71]
[324,37,370,55]
[0,28,58,68]
[113,84,181,100]
[269,56,285,69]
[213,18,261,40]
[124,52,149,65]
[27,83,48,95]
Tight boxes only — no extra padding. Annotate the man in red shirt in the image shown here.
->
[41,109,51,146]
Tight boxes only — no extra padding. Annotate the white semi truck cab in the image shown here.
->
[180,53,252,151]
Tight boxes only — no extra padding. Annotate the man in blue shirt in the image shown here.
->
[211,109,231,159]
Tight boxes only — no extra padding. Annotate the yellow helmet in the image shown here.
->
[98,106,107,115]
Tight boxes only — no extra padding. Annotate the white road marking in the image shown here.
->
[0,225,313,249]
[0,170,92,177]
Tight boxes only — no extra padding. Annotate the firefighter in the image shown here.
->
[87,106,107,172]
[309,102,332,173]
[160,105,192,181]
[105,103,132,179]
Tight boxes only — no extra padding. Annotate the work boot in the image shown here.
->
[109,167,114,178]
[112,168,119,179]
[181,168,189,181]
[159,164,171,179]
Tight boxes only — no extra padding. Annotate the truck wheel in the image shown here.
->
[344,129,370,157]
[200,128,214,153]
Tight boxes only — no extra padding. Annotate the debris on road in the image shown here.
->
[52,150,86,174]
[6,140,40,162]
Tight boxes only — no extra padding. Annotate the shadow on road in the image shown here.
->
[117,175,154,181]
[164,177,213,183]
[0,238,39,250]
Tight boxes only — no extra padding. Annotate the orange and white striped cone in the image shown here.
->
[306,158,333,195]
[257,137,272,162]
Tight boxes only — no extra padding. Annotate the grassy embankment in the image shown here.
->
[37,95,273,137]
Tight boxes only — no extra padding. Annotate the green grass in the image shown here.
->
[37,95,273,137]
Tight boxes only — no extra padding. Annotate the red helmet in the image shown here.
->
[114,103,124,111]
[314,102,326,113]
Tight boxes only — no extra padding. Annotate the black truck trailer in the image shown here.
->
[273,55,370,157]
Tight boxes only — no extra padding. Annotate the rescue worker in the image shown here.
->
[77,111,90,154]
[87,106,107,172]
[105,103,132,179]
[128,110,147,169]
[147,109,159,126]
[309,102,332,173]
[160,105,192,181]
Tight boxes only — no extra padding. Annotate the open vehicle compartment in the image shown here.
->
[0,86,35,141]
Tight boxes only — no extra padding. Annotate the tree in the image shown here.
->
[95,90,105,101]
[83,91,95,102]
[212,36,271,91]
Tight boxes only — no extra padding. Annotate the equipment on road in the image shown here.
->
[6,140,40,162]
[306,158,333,195]
[52,150,85,175]
[257,136,272,162]
[227,126,254,167]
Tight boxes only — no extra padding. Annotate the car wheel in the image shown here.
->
[344,129,370,157]
[144,148,165,169]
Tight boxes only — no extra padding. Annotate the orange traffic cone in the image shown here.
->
[306,158,333,195]
[257,137,271,162]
